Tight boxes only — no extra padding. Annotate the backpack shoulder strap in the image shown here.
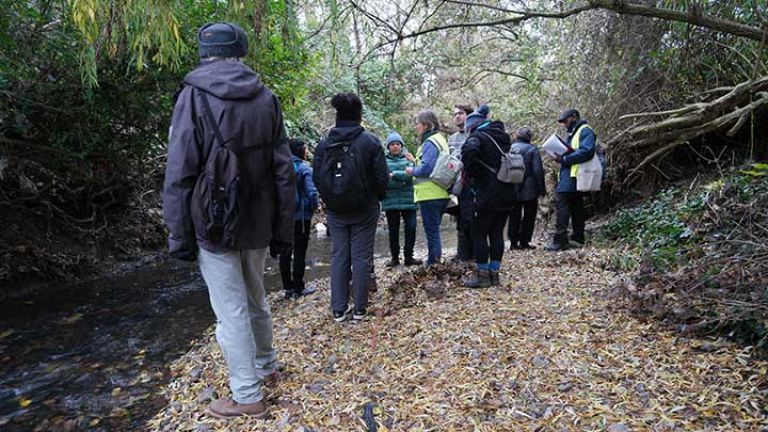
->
[426,133,449,154]
[479,132,505,155]
[198,91,225,150]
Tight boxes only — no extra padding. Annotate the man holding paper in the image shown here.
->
[545,109,596,252]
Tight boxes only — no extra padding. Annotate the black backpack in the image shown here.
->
[315,140,367,214]
[192,91,241,248]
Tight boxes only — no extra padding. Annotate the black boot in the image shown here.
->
[489,271,501,286]
[464,270,491,288]
[385,257,400,267]
[404,256,423,266]
[545,242,569,252]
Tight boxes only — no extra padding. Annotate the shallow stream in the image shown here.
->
[0,220,458,430]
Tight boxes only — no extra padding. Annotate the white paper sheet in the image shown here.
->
[542,133,568,158]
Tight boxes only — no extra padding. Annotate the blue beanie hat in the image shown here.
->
[385,132,404,147]
[198,22,248,59]
[464,104,490,132]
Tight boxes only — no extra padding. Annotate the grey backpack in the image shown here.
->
[429,146,463,189]
[479,132,526,184]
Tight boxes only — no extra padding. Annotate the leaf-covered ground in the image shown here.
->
[148,248,768,431]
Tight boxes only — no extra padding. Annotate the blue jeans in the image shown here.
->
[419,199,448,265]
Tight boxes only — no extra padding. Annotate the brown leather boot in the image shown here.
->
[208,398,269,420]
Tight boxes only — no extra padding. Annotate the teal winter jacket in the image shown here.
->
[382,152,417,211]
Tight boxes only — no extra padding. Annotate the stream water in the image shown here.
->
[0,220,458,430]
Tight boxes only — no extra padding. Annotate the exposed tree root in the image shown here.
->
[608,76,768,185]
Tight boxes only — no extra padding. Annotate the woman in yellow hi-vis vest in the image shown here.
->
[546,108,596,251]
[405,110,450,265]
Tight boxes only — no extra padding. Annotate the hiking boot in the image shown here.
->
[404,257,423,266]
[545,242,569,252]
[333,305,353,323]
[385,258,400,268]
[518,243,535,250]
[509,241,519,251]
[208,398,269,420]
[464,270,491,288]
[284,290,298,300]
[352,308,367,321]
[489,271,501,286]
[569,239,584,248]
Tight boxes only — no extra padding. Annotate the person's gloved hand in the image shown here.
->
[269,240,293,258]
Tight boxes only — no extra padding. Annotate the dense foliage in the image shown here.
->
[0,0,766,287]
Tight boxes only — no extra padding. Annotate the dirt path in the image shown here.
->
[148,248,767,431]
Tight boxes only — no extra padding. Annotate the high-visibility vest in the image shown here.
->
[570,124,594,178]
[414,133,450,203]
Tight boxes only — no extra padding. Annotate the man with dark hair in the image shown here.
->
[163,22,294,419]
[448,103,475,263]
[280,138,318,299]
[507,127,546,250]
[546,108,596,251]
[313,92,388,322]
[448,104,474,154]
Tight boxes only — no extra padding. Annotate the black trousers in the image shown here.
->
[280,219,312,293]
[508,200,538,246]
[385,209,417,260]
[554,192,585,245]
[456,188,475,261]
[473,210,507,264]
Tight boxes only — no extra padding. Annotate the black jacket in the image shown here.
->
[461,121,518,212]
[510,140,546,202]
[312,121,388,215]
[163,60,295,257]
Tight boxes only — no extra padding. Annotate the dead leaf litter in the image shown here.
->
[147,248,768,431]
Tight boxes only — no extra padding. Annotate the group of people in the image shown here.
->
[162,22,597,419]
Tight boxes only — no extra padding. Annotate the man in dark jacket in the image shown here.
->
[461,105,517,287]
[313,92,388,322]
[508,127,546,250]
[546,109,596,251]
[280,139,319,299]
[162,23,294,420]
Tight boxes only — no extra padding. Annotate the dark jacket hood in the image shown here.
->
[477,121,510,144]
[184,60,264,100]
[327,122,365,144]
